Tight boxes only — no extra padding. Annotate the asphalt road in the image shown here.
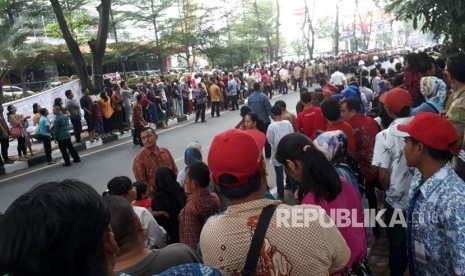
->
[0,90,302,212]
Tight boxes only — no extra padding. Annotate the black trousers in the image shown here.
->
[58,138,80,165]
[229,95,239,110]
[17,136,26,157]
[258,122,272,158]
[384,204,407,276]
[211,101,220,117]
[113,110,124,132]
[0,138,9,162]
[195,103,206,122]
[70,116,82,142]
[133,125,144,146]
[41,135,52,162]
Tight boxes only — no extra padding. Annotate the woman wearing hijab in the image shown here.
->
[177,142,202,187]
[152,166,186,244]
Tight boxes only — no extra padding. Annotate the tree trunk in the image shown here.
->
[50,0,92,91]
[334,3,340,55]
[302,0,315,59]
[275,0,280,60]
[253,0,274,63]
[88,0,111,95]
[6,8,14,27]
[20,67,28,96]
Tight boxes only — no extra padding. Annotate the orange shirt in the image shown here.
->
[98,97,114,119]
[210,84,221,102]
[327,120,356,156]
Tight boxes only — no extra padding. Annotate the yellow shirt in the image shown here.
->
[98,97,114,119]
[210,84,221,102]
[446,86,465,139]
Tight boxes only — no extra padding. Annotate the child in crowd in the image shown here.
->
[132,181,151,209]
[92,101,104,137]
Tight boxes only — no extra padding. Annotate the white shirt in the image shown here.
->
[266,120,294,166]
[330,71,346,86]
[132,206,166,249]
[371,117,415,210]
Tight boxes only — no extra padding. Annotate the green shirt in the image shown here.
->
[53,113,71,140]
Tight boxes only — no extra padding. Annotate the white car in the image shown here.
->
[2,85,35,97]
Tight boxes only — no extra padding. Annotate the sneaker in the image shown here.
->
[73,159,81,163]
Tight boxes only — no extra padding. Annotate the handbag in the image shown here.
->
[241,204,277,276]
[10,127,21,138]
[342,259,373,276]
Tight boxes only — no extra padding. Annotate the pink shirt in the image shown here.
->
[302,177,367,271]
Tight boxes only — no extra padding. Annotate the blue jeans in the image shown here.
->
[149,103,159,123]
[95,120,104,135]
[123,106,131,128]
[274,166,284,199]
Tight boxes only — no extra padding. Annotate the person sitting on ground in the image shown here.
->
[152,166,186,244]
[103,176,166,249]
[0,180,119,276]
[200,128,350,275]
[235,105,251,130]
[276,132,368,274]
[103,195,202,276]
[179,161,220,249]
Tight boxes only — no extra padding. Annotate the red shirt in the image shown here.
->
[345,113,379,182]
[132,199,151,209]
[327,120,356,156]
[294,106,327,140]
[403,69,421,100]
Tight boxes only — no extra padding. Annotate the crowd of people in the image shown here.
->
[1,49,465,276]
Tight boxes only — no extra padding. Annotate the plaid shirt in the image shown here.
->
[179,189,219,249]
[132,146,178,193]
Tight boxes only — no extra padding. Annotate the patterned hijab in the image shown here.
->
[313,130,348,162]
[184,141,203,165]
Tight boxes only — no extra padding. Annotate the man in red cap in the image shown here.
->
[372,87,414,275]
[392,112,465,276]
[200,129,350,275]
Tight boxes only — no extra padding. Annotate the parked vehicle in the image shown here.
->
[2,85,35,97]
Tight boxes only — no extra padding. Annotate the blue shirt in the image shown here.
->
[227,79,237,96]
[247,91,272,124]
[407,163,465,276]
[38,116,51,137]
[53,113,71,140]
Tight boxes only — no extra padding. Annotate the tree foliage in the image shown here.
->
[45,12,96,44]
[385,0,465,51]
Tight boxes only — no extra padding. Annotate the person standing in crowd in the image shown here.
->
[320,98,356,156]
[278,65,289,94]
[306,61,315,87]
[52,105,81,167]
[372,88,414,275]
[133,127,178,194]
[38,108,55,165]
[248,82,272,158]
[292,62,303,91]
[276,132,369,274]
[177,141,203,188]
[179,161,219,249]
[200,129,350,275]
[80,88,98,142]
[393,113,465,276]
[330,66,347,92]
[209,77,221,118]
[98,91,114,136]
[0,180,119,276]
[262,69,273,99]
[294,91,326,140]
[103,176,166,250]
[120,81,133,130]
[65,89,82,143]
[274,100,296,126]
[111,85,125,135]
[0,103,13,165]
[7,104,29,161]
[103,195,203,276]
[403,52,422,106]
[227,73,239,111]
[132,94,146,146]
[193,83,207,123]
[266,106,294,200]
[152,166,186,244]
[340,97,379,232]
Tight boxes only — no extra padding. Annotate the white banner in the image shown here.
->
[2,80,82,122]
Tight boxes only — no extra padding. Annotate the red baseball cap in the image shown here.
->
[379,88,413,113]
[208,129,265,188]
[392,113,458,151]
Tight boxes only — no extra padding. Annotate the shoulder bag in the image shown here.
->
[241,204,277,276]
